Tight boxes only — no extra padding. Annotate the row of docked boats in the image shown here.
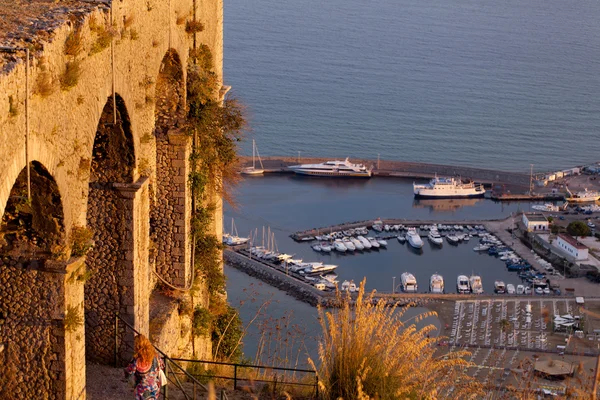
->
[397,273,486,294]
[312,235,388,253]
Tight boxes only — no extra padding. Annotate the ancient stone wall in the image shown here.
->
[0,0,224,398]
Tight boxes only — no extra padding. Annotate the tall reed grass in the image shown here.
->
[310,280,483,399]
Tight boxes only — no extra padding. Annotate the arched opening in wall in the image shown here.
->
[0,161,66,399]
[85,94,135,364]
[150,49,188,289]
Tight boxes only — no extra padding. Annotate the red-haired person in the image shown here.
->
[124,334,165,399]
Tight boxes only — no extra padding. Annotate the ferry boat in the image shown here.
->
[430,274,444,293]
[494,280,506,294]
[565,187,600,203]
[413,176,485,199]
[289,158,372,178]
[456,275,470,294]
[401,272,418,292]
[406,228,424,249]
[469,275,484,294]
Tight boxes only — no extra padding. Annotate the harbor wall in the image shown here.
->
[240,156,531,187]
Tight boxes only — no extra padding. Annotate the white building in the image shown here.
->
[522,213,549,232]
[555,234,589,261]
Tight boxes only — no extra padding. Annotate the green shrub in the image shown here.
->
[70,225,94,257]
[192,306,212,336]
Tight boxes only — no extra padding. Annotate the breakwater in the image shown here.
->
[240,156,532,188]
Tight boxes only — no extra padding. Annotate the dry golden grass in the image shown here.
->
[34,70,54,97]
[310,280,483,400]
[185,20,204,34]
[64,29,83,57]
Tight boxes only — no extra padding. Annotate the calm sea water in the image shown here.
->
[224,0,600,172]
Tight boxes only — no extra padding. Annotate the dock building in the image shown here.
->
[522,213,549,232]
[555,234,589,261]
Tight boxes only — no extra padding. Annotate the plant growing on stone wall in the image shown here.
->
[185,20,204,34]
[129,29,139,41]
[192,306,212,336]
[59,60,81,91]
[64,305,84,333]
[89,21,116,55]
[64,29,83,57]
[8,95,18,117]
[70,225,94,258]
[34,70,54,97]
[123,14,135,29]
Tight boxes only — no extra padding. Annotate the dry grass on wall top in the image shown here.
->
[309,279,484,400]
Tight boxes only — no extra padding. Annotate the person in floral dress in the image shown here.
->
[124,334,165,400]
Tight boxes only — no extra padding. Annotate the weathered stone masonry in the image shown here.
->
[0,0,224,398]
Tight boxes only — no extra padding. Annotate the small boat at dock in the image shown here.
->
[469,275,484,294]
[430,274,444,293]
[427,229,443,246]
[334,239,347,252]
[377,238,388,247]
[368,237,380,248]
[401,272,418,293]
[343,238,356,251]
[241,139,265,175]
[357,235,372,249]
[397,234,406,244]
[494,280,506,294]
[446,235,459,245]
[457,275,470,294]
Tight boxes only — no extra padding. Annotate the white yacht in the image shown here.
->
[413,176,485,198]
[516,284,525,295]
[351,237,364,251]
[427,229,443,246]
[333,239,347,252]
[342,238,356,251]
[457,275,470,294]
[430,274,444,294]
[368,237,380,248]
[506,284,516,294]
[289,158,372,178]
[565,187,600,203]
[406,228,424,249]
[301,264,338,275]
[341,280,357,292]
[401,272,418,292]
[320,243,332,252]
[446,235,460,245]
[241,139,265,175]
[469,275,484,294]
[494,281,506,294]
[377,238,388,247]
[357,236,372,249]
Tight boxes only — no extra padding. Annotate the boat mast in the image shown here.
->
[252,139,256,169]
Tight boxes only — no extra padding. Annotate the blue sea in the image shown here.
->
[224,0,600,172]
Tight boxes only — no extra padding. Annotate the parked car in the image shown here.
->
[554,289,562,295]
[559,216,565,220]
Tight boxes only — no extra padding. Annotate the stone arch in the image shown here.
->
[84,94,137,364]
[150,49,191,287]
[0,161,67,399]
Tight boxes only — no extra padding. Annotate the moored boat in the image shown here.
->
[401,272,418,292]
[430,274,444,294]
[406,228,424,249]
[427,229,443,246]
[494,280,506,294]
[289,158,372,178]
[456,275,470,294]
[413,176,485,199]
[469,275,484,294]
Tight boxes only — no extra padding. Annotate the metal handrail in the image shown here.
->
[114,314,208,398]
[171,357,319,397]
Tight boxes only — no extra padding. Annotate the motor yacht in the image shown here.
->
[494,281,506,294]
[565,187,600,203]
[320,243,332,252]
[357,236,372,249]
[401,272,418,293]
[368,237,380,248]
[427,230,443,246]
[406,228,424,249]
[351,237,364,251]
[469,275,484,294]
[333,239,347,252]
[289,158,372,178]
[446,235,459,245]
[342,238,356,251]
[430,274,444,294]
[516,284,525,295]
[506,284,516,294]
[457,275,470,294]
[377,238,388,247]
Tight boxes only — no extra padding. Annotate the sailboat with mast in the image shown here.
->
[241,139,265,175]
[222,218,249,246]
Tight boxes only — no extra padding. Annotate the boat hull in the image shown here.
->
[241,168,264,175]
[414,192,485,199]
[566,196,600,203]
[292,169,372,178]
